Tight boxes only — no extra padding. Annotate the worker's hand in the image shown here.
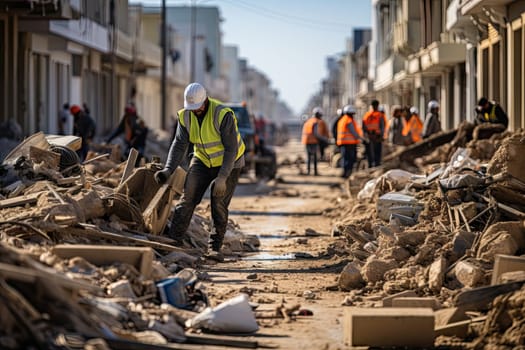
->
[212,176,228,197]
[154,168,172,184]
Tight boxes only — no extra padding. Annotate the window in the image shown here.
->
[72,54,82,77]
[512,27,522,129]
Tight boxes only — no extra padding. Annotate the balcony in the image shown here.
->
[393,19,420,55]
[135,37,161,69]
[419,42,467,72]
[356,78,373,98]
[0,0,80,19]
[374,55,405,91]
[459,0,513,16]
[116,30,133,62]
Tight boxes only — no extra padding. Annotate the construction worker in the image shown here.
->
[337,105,365,178]
[106,105,148,162]
[70,104,96,162]
[388,105,406,146]
[154,82,245,258]
[475,97,508,129]
[402,106,423,144]
[362,100,385,168]
[422,100,442,139]
[301,107,329,175]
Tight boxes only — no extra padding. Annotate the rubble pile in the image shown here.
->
[0,132,261,349]
[334,124,525,347]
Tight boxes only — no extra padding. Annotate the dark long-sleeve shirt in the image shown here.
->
[165,111,244,178]
[422,112,441,139]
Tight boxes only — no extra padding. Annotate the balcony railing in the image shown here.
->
[0,0,80,19]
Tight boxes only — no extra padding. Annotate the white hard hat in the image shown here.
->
[184,83,207,110]
[409,106,419,115]
[378,105,385,113]
[312,107,323,116]
[343,104,356,115]
[336,108,343,117]
[428,100,440,111]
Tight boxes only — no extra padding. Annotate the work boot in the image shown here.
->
[205,233,225,261]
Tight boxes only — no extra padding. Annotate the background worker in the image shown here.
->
[70,104,96,162]
[362,99,385,168]
[337,105,365,178]
[402,106,423,145]
[154,83,245,257]
[422,100,442,139]
[106,105,149,163]
[475,97,508,129]
[301,107,330,175]
[388,105,406,146]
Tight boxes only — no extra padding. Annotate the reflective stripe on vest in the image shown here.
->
[301,117,319,144]
[179,98,245,167]
[337,115,359,145]
[484,105,497,122]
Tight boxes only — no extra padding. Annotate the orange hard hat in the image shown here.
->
[70,105,81,114]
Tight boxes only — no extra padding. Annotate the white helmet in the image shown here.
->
[312,107,323,116]
[428,100,440,111]
[184,82,207,110]
[343,104,356,115]
[378,105,385,113]
[409,106,419,115]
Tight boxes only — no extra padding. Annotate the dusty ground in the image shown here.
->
[198,139,354,350]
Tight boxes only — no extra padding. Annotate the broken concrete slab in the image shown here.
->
[491,254,525,285]
[381,290,417,307]
[395,230,426,246]
[343,307,435,347]
[52,245,154,278]
[392,297,441,310]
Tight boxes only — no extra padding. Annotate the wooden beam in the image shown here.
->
[119,148,139,187]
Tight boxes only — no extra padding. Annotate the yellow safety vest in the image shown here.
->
[178,98,245,167]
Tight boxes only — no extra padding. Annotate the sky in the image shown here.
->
[131,0,372,115]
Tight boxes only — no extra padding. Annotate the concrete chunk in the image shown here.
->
[382,290,417,307]
[434,307,468,327]
[338,262,364,291]
[344,307,435,347]
[392,297,441,310]
[428,256,447,292]
[491,254,525,285]
[455,260,484,287]
[52,245,154,278]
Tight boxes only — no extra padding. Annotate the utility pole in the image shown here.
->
[161,0,167,129]
[190,0,196,82]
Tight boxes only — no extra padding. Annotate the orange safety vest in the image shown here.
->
[317,119,330,138]
[337,115,361,145]
[402,114,423,143]
[362,110,383,134]
[301,117,319,145]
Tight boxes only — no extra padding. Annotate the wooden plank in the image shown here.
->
[64,224,197,254]
[0,262,101,293]
[0,191,45,209]
[119,148,139,187]
[454,280,525,311]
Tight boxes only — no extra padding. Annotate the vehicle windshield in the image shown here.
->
[229,106,252,129]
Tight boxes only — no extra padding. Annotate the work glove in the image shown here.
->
[212,176,227,197]
[154,168,172,185]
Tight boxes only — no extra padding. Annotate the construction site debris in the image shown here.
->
[336,127,525,347]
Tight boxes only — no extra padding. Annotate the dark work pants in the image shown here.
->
[366,140,382,168]
[168,157,241,250]
[306,144,318,175]
[341,144,357,178]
